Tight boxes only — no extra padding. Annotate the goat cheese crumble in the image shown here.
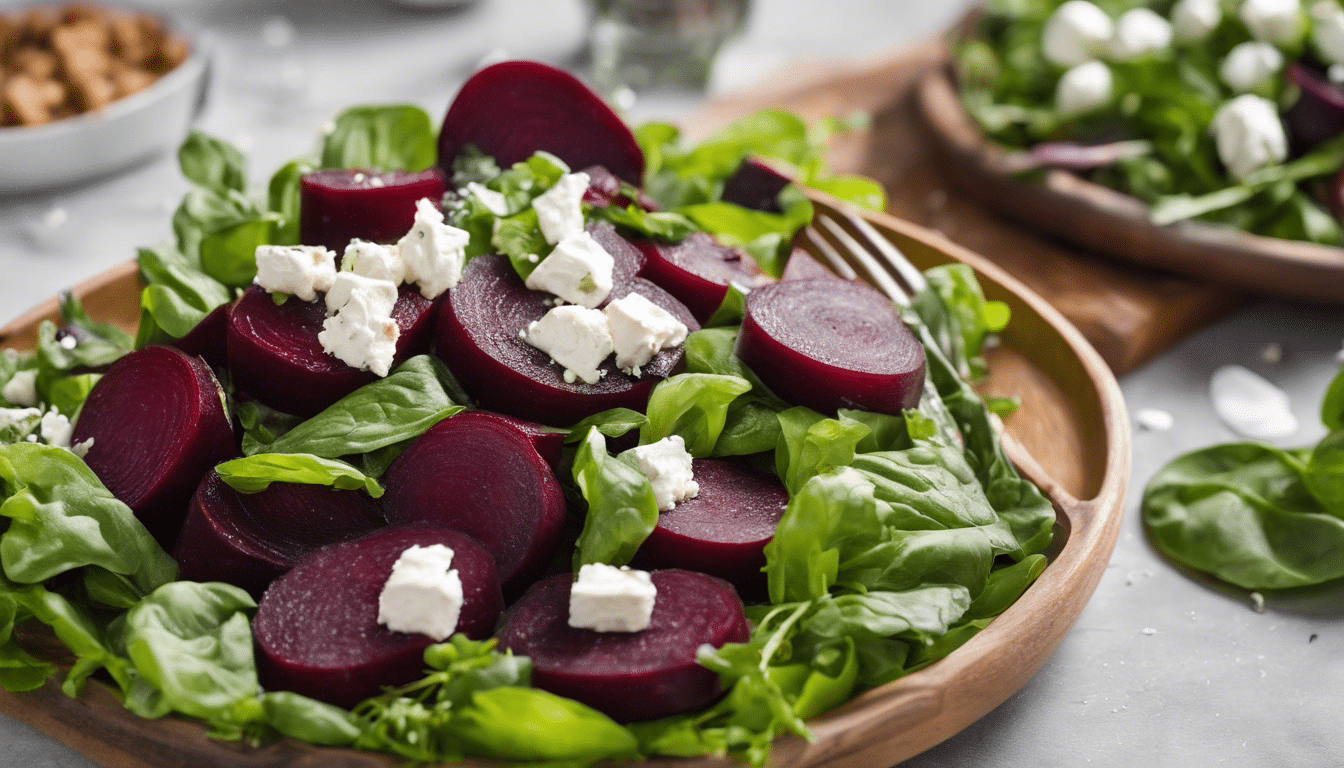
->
[625,435,699,511]
[522,304,614,385]
[568,563,657,633]
[524,231,615,308]
[1042,1,1114,67]
[253,245,337,301]
[532,172,590,245]
[605,293,688,376]
[1211,94,1289,180]
[397,198,470,299]
[377,545,463,641]
[319,272,401,377]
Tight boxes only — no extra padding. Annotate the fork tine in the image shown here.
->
[807,195,929,295]
[815,215,911,304]
[796,224,860,281]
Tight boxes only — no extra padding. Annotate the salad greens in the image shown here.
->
[960,0,1344,244]
[1142,364,1344,588]
[0,100,1053,768]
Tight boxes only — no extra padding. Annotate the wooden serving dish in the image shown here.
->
[914,65,1344,302]
[0,204,1130,767]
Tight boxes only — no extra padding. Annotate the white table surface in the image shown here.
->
[2,1,1343,766]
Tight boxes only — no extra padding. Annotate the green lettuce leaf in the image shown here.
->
[321,104,437,171]
[214,453,384,498]
[571,428,659,569]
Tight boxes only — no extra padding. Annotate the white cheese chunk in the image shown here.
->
[1313,0,1344,64]
[1042,1,1114,67]
[532,172,591,245]
[604,293,688,376]
[344,240,407,285]
[1056,61,1113,116]
[71,438,94,458]
[1220,41,1284,93]
[524,231,615,308]
[1172,0,1222,42]
[466,182,509,216]
[625,435,699,511]
[319,272,401,377]
[377,544,463,641]
[1209,365,1298,439]
[40,410,73,448]
[397,198,470,300]
[1110,8,1173,59]
[253,245,337,301]
[568,563,657,633]
[1211,94,1289,180]
[0,407,41,433]
[2,369,38,407]
[1240,0,1304,45]
[1136,408,1175,431]
[522,305,614,385]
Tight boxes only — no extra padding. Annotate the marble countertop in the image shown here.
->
[2,1,1342,766]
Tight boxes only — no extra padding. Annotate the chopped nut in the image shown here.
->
[110,65,153,98]
[67,67,112,110]
[61,4,106,25]
[153,33,187,72]
[12,47,58,79]
[3,74,54,125]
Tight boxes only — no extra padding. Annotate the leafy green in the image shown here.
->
[641,373,752,456]
[774,407,871,496]
[267,159,314,246]
[250,356,467,459]
[135,244,233,345]
[178,131,247,195]
[911,264,1010,380]
[320,104,437,171]
[453,687,639,763]
[571,428,659,569]
[214,454,384,498]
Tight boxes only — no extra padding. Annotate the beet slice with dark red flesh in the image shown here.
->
[780,247,843,282]
[633,459,787,597]
[434,250,697,427]
[497,570,750,722]
[380,412,567,588]
[299,168,447,254]
[227,284,434,417]
[460,410,565,469]
[734,278,925,415]
[437,61,645,185]
[580,164,659,211]
[71,346,236,547]
[170,301,233,371]
[1284,63,1344,152]
[720,157,791,213]
[253,525,503,708]
[173,470,384,597]
[635,232,775,323]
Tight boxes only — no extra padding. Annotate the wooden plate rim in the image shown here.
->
[0,207,1131,767]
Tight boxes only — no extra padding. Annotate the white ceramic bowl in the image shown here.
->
[0,24,210,193]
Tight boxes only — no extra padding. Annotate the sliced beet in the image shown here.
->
[1284,63,1344,152]
[780,247,842,282]
[170,301,233,370]
[589,219,645,294]
[437,61,644,185]
[734,278,925,415]
[435,252,697,427]
[227,284,435,417]
[299,168,447,254]
[173,470,384,597]
[459,410,565,469]
[497,570,750,722]
[71,346,236,547]
[720,157,791,213]
[635,232,775,323]
[580,164,659,211]
[380,413,567,588]
[253,525,504,708]
[632,459,787,597]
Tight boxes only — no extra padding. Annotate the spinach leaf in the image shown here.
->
[774,407,871,495]
[571,428,659,569]
[214,453,384,498]
[135,244,233,344]
[200,214,281,288]
[321,104,437,171]
[178,131,247,195]
[0,575,131,695]
[641,373,752,456]
[564,408,648,443]
[254,356,467,459]
[803,586,972,644]
[911,264,1010,380]
[1142,442,1344,588]
[0,443,176,599]
[765,468,881,604]
[267,159,314,246]
[452,687,639,764]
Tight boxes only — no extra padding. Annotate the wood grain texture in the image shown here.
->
[682,42,1244,374]
[0,201,1130,767]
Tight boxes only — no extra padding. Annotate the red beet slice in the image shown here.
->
[227,284,435,417]
[253,525,504,708]
[173,470,384,597]
[720,157,791,213]
[71,346,236,547]
[780,247,843,282]
[734,278,925,415]
[170,301,233,370]
[435,251,697,427]
[635,232,775,323]
[633,459,787,597]
[299,168,447,254]
[590,219,645,294]
[380,413,567,588]
[460,409,565,469]
[1284,63,1344,152]
[437,61,644,185]
[497,570,749,722]
[580,164,659,211]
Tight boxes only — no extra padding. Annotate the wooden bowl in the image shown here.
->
[914,64,1344,302]
[0,205,1130,767]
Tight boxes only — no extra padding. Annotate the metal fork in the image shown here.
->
[794,194,927,305]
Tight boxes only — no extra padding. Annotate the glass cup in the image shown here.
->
[587,0,751,95]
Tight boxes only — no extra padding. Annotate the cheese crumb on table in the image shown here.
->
[568,563,657,633]
[377,544,463,641]
[254,245,337,301]
[625,435,699,511]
